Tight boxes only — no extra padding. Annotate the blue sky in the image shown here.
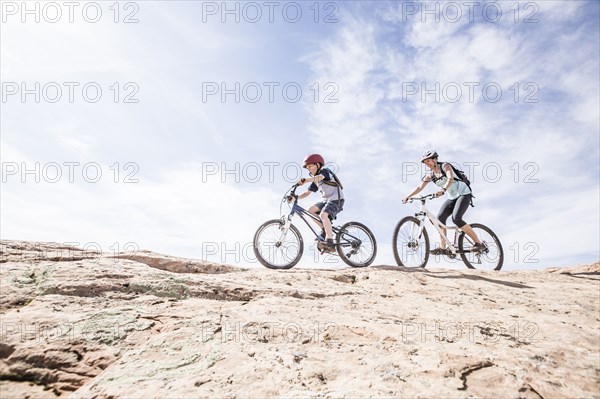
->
[1,1,599,270]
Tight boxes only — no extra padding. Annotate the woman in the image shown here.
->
[402,150,486,254]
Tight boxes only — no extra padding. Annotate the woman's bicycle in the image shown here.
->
[253,184,377,269]
[393,194,504,270]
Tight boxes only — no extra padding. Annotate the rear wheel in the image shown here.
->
[253,219,303,269]
[336,222,377,267]
[392,216,429,268]
[458,223,503,271]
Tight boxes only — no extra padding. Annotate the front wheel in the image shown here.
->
[253,219,304,269]
[458,223,503,271]
[336,222,377,267]
[392,216,430,268]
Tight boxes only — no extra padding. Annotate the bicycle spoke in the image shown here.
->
[348,229,372,263]
[459,224,503,271]
[254,221,303,269]
[398,227,423,264]
[337,222,377,267]
[393,217,429,268]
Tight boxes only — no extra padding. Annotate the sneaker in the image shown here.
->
[318,239,336,253]
[472,242,488,253]
[430,247,450,256]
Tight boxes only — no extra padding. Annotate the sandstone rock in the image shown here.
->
[0,240,598,398]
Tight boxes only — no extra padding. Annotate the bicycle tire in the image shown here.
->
[336,222,377,267]
[458,223,503,271]
[392,216,430,268]
[253,219,304,269]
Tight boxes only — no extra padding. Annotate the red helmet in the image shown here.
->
[303,154,324,168]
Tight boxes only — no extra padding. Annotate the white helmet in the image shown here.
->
[420,150,438,163]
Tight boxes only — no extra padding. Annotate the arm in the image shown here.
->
[287,188,313,203]
[442,163,454,189]
[435,163,454,197]
[297,175,324,185]
[403,176,431,203]
[298,190,312,200]
[294,174,324,201]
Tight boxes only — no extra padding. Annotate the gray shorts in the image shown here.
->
[315,199,345,220]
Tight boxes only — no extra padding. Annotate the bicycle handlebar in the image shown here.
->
[282,184,300,205]
[405,193,438,203]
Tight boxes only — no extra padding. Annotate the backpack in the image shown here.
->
[322,167,344,190]
[437,162,475,206]
[320,167,344,213]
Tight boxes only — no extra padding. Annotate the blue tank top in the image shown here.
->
[430,163,471,200]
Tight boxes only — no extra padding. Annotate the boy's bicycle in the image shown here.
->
[393,194,503,270]
[253,184,377,269]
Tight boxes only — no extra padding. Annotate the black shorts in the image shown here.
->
[437,195,472,228]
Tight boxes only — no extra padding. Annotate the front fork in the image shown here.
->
[414,213,427,240]
[277,215,292,244]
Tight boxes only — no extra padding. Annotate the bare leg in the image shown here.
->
[320,211,333,240]
[439,225,448,249]
[460,224,481,244]
[308,205,324,230]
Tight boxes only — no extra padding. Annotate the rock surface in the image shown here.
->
[0,240,598,398]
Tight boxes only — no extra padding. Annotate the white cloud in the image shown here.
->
[401,6,468,50]
[0,155,279,265]
[0,142,30,164]
[535,0,585,22]
[467,26,516,71]
[303,17,389,165]
[302,1,599,270]
[58,134,95,155]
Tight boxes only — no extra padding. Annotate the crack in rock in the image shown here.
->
[519,383,545,399]
[457,360,494,391]
[117,253,238,275]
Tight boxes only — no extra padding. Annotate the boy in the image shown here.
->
[294,154,344,252]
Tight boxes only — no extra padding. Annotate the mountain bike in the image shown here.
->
[253,184,377,269]
[393,194,503,270]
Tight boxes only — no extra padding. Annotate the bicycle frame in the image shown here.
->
[283,200,342,241]
[277,185,360,253]
[283,203,317,232]
[410,195,467,255]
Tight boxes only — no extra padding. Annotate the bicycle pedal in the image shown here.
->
[317,242,335,253]
[318,248,336,254]
[471,243,489,255]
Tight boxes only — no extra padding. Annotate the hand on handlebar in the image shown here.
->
[403,193,438,204]
[287,194,298,203]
